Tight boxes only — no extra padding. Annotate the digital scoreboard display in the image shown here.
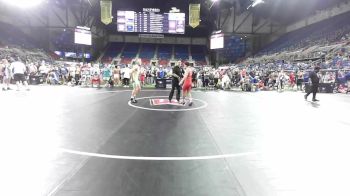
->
[117,11,185,34]
[75,27,92,45]
[210,33,224,49]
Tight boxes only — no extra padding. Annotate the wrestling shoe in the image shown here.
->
[304,95,307,100]
[312,99,319,102]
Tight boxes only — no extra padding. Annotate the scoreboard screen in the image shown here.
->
[117,11,185,34]
[74,27,92,46]
[210,33,224,50]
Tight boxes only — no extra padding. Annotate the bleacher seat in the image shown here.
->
[174,45,188,60]
[139,44,156,65]
[191,45,207,65]
[260,11,350,55]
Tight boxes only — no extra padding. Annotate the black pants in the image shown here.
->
[203,79,209,87]
[279,80,284,90]
[297,79,303,90]
[75,74,81,85]
[306,84,318,100]
[169,80,181,101]
[123,78,130,86]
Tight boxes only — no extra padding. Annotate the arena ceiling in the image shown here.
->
[1,0,347,36]
[240,0,348,24]
[104,0,348,35]
[50,0,216,36]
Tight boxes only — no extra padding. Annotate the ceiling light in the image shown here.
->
[247,0,264,9]
[1,0,44,9]
[252,0,264,7]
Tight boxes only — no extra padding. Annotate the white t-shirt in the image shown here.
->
[11,61,26,74]
[39,65,49,74]
[69,66,76,76]
[123,67,130,79]
[90,67,100,75]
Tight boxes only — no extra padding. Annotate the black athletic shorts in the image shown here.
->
[14,74,26,82]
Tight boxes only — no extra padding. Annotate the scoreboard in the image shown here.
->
[117,11,185,34]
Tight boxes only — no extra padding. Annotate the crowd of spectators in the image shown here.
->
[1,15,350,93]
[1,55,350,94]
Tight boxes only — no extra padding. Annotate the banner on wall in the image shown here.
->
[100,0,112,25]
[189,4,200,28]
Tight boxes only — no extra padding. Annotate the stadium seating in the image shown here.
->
[139,44,156,65]
[242,11,350,70]
[0,22,53,62]
[101,42,124,63]
[100,42,208,66]
[260,11,350,55]
[191,45,207,65]
[52,30,75,51]
[119,43,139,64]
[158,44,172,59]
[158,44,172,65]
[174,45,189,60]
[0,21,39,49]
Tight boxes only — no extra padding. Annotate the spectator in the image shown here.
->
[1,59,12,91]
[11,57,29,91]
[122,65,131,87]
[113,65,121,86]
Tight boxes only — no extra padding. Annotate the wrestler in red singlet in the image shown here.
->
[182,69,192,92]
[180,62,193,106]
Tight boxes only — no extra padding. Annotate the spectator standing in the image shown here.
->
[29,63,37,76]
[277,70,286,91]
[123,65,131,87]
[1,59,12,91]
[345,71,350,94]
[289,72,296,90]
[11,57,29,91]
[113,65,121,86]
[214,70,220,87]
[39,63,49,83]
[140,65,146,86]
[296,70,304,91]
[151,63,157,84]
[158,66,166,79]
[102,64,112,87]
[196,70,202,88]
[60,65,68,84]
[0,60,4,86]
[74,65,81,85]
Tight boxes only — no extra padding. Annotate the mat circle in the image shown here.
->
[128,96,208,112]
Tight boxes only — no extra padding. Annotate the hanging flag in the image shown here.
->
[189,4,200,28]
[100,0,112,25]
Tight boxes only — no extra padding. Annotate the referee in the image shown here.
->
[304,66,321,102]
[169,61,182,103]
